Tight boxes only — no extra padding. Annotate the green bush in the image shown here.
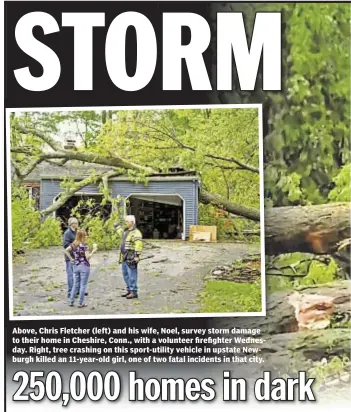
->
[31,217,62,248]
[11,184,41,254]
[328,164,351,202]
[79,213,121,250]
[267,253,339,293]
[11,184,62,254]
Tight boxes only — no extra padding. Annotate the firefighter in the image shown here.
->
[115,215,143,299]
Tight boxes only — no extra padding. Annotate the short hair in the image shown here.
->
[125,215,136,224]
[68,217,78,226]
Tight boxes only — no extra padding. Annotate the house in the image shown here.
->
[22,162,200,240]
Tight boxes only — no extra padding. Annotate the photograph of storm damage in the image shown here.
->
[8,106,264,318]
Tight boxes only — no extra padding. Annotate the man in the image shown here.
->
[115,215,143,299]
[63,217,86,298]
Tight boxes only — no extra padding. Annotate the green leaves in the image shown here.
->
[31,218,62,248]
[328,164,351,202]
[93,107,261,226]
[266,3,350,206]
[11,184,62,254]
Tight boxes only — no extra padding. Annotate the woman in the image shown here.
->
[64,229,97,308]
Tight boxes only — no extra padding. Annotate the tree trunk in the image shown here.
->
[200,190,261,221]
[265,203,351,255]
[201,193,350,256]
[259,329,350,375]
[213,281,351,374]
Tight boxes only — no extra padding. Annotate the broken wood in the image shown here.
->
[214,281,351,375]
[206,266,260,283]
[265,203,350,255]
[207,256,261,282]
[248,281,350,335]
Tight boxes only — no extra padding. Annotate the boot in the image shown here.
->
[126,292,138,299]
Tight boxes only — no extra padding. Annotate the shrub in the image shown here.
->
[11,184,40,254]
[31,217,62,248]
[11,183,62,254]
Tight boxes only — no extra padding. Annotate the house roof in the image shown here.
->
[24,162,112,181]
[23,161,199,182]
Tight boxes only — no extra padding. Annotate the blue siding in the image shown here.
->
[41,179,199,238]
[40,180,100,210]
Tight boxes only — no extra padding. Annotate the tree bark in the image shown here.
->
[213,281,351,374]
[40,171,122,216]
[259,329,350,375]
[200,190,261,221]
[265,203,351,255]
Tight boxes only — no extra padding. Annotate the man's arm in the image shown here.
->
[63,230,71,249]
[134,230,143,257]
[64,246,74,262]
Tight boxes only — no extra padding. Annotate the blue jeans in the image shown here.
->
[70,265,90,305]
[67,261,85,297]
[66,260,78,297]
[122,262,138,294]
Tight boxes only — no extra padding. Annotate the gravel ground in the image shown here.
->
[11,241,259,317]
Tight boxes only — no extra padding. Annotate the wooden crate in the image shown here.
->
[189,225,217,242]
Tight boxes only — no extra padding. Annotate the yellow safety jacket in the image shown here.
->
[117,227,143,263]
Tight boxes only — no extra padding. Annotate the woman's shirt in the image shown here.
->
[70,243,90,267]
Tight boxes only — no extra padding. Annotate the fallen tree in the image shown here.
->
[265,203,351,255]
[199,190,260,221]
[11,125,350,258]
[212,281,351,374]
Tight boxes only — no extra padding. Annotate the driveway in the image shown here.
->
[11,241,260,317]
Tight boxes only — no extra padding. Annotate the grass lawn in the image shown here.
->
[199,280,262,313]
